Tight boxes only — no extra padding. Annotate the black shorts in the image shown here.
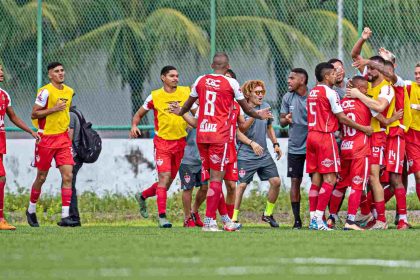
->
[179,163,204,190]
[287,153,306,178]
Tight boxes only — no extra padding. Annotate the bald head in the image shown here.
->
[211,52,230,74]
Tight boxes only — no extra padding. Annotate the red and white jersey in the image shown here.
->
[191,74,245,144]
[340,97,371,159]
[0,88,11,154]
[307,85,343,133]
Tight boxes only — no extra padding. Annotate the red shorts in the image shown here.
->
[198,142,230,171]
[306,131,341,174]
[370,132,387,166]
[337,157,369,191]
[385,135,405,174]
[153,136,186,179]
[224,161,238,181]
[35,145,74,171]
[405,129,420,174]
[0,155,5,177]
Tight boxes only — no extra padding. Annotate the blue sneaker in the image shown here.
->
[309,218,318,230]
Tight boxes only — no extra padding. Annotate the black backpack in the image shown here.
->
[70,107,102,163]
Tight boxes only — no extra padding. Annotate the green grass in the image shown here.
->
[1,225,420,280]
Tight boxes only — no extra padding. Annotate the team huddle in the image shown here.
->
[131,27,420,231]
[0,27,419,231]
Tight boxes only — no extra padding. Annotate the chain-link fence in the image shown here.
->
[1,0,419,132]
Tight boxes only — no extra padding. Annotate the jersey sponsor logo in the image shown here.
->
[205,78,221,89]
[209,154,221,164]
[341,140,354,150]
[341,100,356,109]
[199,119,217,133]
[321,158,335,168]
[156,158,164,166]
[309,89,318,97]
[239,169,246,178]
[352,175,364,185]
[184,174,191,183]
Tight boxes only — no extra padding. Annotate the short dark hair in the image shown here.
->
[47,62,63,71]
[369,55,385,65]
[416,62,420,68]
[327,58,343,65]
[226,69,237,79]
[160,65,177,76]
[351,75,367,85]
[384,60,394,69]
[315,62,334,82]
[291,68,308,85]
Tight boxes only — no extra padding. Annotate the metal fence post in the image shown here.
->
[37,0,42,89]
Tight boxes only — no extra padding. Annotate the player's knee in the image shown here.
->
[36,173,48,184]
[270,177,281,188]
[225,182,236,193]
[62,172,73,185]
[200,183,209,192]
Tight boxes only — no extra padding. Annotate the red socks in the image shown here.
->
[384,187,394,203]
[375,200,386,222]
[394,187,407,215]
[206,181,222,218]
[218,192,228,216]
[156,186,167,215]
[309,184,320,212]
[61,188,72,207]
[360,191,372,215]
[226,204,234,219]
[142,182,158,199]
[316,182,334,212]
[328,188,346,215]
[416,183,420,202]
[347,189,362,216]
[30,187,41,203]
[0,181,5,219]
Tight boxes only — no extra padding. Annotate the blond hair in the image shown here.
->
[241,80,266,100]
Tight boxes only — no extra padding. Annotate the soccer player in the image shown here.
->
[172,52,271,231]
[233,80,282,227]
[348,59,412,230]
[307,62,372,231]
[131,66,190,228]
[406,63,420,203]
[351,29,395,229]
[0,64,39,230]
[280,68,308,229]
[27,62,78,227]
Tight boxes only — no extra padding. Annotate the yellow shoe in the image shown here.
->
[0,220,16,230]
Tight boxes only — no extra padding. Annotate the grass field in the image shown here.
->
[1,224,420,280]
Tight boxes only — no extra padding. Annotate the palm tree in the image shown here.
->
[54,0,208,115]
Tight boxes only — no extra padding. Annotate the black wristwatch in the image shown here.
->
[273,143,280,148]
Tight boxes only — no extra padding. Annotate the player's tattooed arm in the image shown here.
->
[336,111,373,136]
[130,107,148,138]
[346,88,390,113]
[237,130,263,156]
[374,109,403,126]
[237,99,272,120]
[351,27,372,72]
[7,106,40,141]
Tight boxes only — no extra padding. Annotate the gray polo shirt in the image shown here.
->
[237,102,272,161]
[333,77,349,99]
[181,128,201,166]
[280,91,308,154]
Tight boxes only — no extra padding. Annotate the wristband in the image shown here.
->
[249,140,253,146]
[273,143,280,148]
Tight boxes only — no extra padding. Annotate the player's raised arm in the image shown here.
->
[351,27,372,61]
[237,99,271,120]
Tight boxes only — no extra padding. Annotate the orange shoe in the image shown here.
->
[397,220,410,230]
[0,220,16,230]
